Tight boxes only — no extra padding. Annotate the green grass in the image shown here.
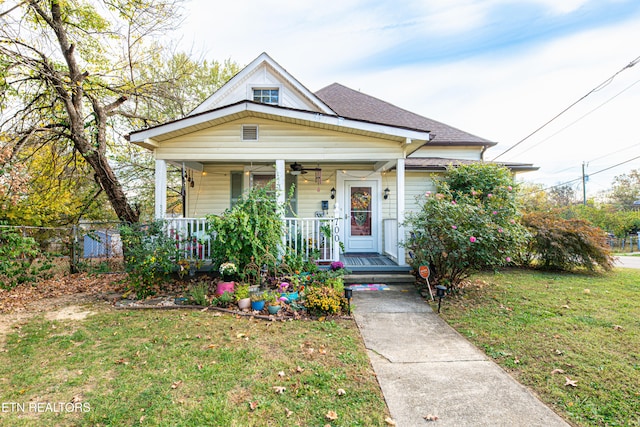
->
[438,268,640,427]
[0,307,388,426]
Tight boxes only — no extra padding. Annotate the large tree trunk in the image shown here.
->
[32,0,140,223]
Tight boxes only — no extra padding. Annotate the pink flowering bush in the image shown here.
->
[403,164,528,290]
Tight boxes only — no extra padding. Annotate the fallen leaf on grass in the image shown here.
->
[114,358,128,365]
[171,380,183,389]
[384,417,397,426]
[249,401,259,411]
[273,386,286,394]
[424,414,439,421]
[561,305,570,309]
[337,388,346,396]
[326,410,338,420]
[319,347,327,355]
[564,377,578,387]
[613,325,624,331]
[551,368,565,375]
[296,366,304,373]
[285,407,293,417]
[140,415,145,423]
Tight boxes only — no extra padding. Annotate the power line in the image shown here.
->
[492,53,640,161]
[548,142,640,175]
[526,152,640,195]
[512,77,640,159]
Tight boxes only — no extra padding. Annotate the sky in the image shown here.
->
[177,0,640,199]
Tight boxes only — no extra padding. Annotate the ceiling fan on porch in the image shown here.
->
[289,162,321,176]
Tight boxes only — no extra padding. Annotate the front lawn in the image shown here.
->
[439,268,640,427]
[0,306,389,426]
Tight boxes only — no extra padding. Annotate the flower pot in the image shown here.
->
[286,291,299,302]
[237,297,251,310]
[251,300,265,311]
[267,305,281,315]
[216,281,235,296]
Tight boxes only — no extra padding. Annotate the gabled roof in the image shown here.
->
[405,157,538,173]
[315,83,496,147]
[190,52,335,116]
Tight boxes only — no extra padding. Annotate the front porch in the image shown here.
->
[165,216,407,269]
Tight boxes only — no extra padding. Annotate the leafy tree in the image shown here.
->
[609,169,640,207]
[0,0,240,222]
[549,184,577,207]
[403,164,528,290]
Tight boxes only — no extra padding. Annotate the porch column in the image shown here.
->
[155,158,167,220]
[396,158,406,266]
[275,159,286,256]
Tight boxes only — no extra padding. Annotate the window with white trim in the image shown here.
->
[253,88,279,105]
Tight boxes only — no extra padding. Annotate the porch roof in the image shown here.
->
[127,100,430,152]
[404,157,539,173]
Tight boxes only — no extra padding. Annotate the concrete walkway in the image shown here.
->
[352,285,570,427]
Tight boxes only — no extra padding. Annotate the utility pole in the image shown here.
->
[582,162,587,206]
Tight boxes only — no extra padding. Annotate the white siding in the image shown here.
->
[186,164,242,217]
[210,63,320,112]
[155,118,405,162]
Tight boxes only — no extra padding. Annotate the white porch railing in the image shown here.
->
[163,217,340,263]
[383,218,398,262]
[284,217,340,263]
[165,217,211,261]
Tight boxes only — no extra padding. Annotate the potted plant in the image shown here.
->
[264,290,282,315]
[250,291,265,311]
[216,262,237,295]
[235,284,251,310]
[278,277,302,302]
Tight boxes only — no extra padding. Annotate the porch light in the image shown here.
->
[330,187,336,199]
[383,187,390,199]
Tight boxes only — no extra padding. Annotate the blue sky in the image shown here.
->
[180,0,640,198]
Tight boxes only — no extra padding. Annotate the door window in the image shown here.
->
[350,187,372,236]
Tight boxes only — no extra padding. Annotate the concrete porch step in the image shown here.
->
[344,273,416,285]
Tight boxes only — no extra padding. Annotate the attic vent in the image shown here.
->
[242,125,258,141]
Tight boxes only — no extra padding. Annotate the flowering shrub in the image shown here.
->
[219,262,237,276]
[304,285,345,315]
[330,261,344,271]
[403,164,528,290]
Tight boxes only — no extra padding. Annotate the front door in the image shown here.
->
[345,181,378,252]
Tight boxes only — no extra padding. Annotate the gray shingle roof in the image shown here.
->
[315,83,495,147]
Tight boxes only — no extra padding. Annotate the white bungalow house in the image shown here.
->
[127,52,535,269]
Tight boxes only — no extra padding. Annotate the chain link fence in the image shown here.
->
[0,222,125,275]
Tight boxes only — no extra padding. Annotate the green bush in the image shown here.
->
[207,184,284,271]
[403,164,528,290]
[0,226,54,289]
[120,222,177,299]
[522,212,614,272]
